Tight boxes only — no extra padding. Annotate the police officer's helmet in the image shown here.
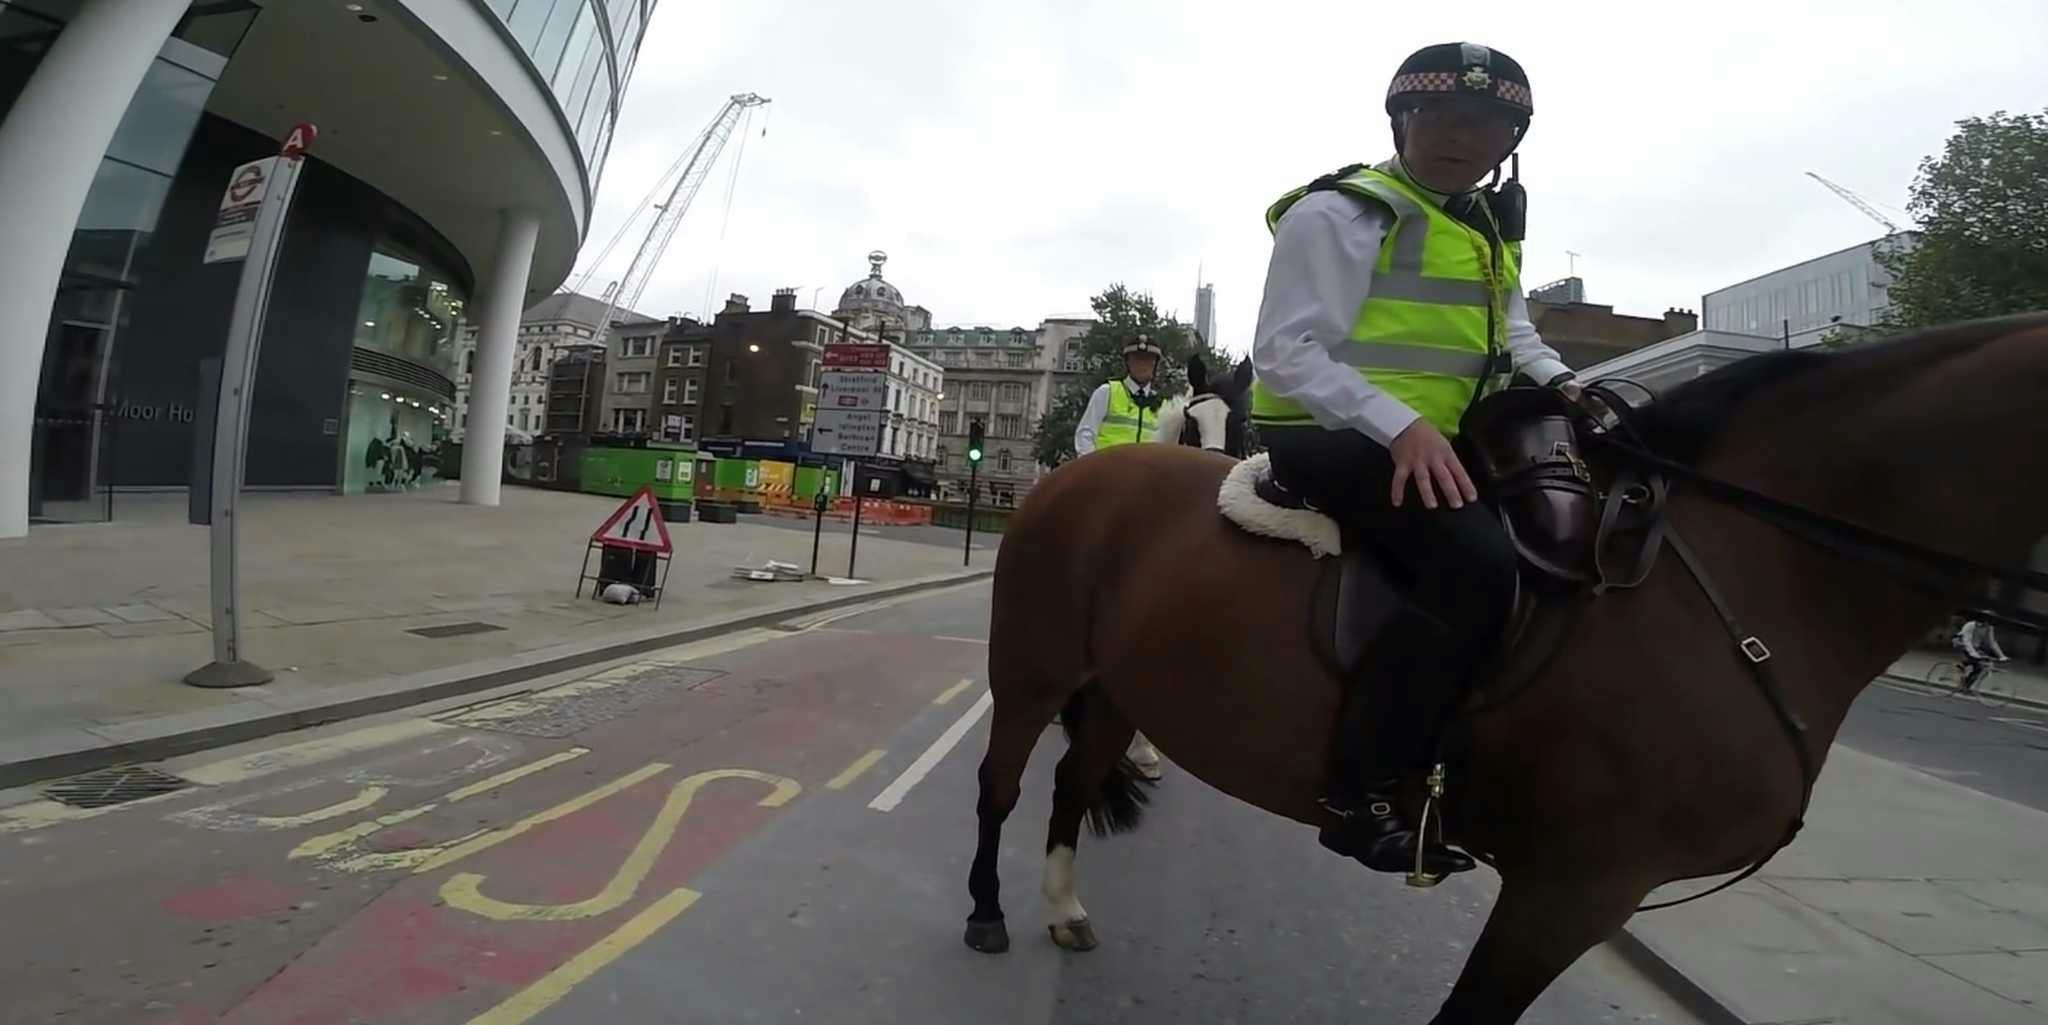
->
[1385,42,1533,123]
[1122,335,1164,359]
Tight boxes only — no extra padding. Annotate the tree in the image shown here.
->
[1030,284,1222,468]
[1878,109,2048,331]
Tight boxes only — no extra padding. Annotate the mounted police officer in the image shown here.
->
[1075,335,1168,456]
[1249,42,1580,877]
[1074,333,1171,779]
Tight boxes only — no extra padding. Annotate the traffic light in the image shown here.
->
[967,420,985,463]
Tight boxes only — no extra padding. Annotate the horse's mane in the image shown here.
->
[1152,395,1189,444]
[1624,314,2046,463]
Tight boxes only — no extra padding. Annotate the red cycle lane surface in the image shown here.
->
[2,617,986,1025]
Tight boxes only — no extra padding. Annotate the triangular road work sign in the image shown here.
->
[590,487,673,553]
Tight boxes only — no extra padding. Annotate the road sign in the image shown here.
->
[590,486,674,553]
[204,158,274,264]
[812,409,885,456]
[279,122,318,159]
[822,343,889,371]
[820,370,887,411]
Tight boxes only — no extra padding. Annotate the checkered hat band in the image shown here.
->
[1387,72,1457,98]
[1388,72,1533,111]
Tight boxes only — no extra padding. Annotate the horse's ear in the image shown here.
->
[1232,356,1254,393]
[1187,355,1209,393]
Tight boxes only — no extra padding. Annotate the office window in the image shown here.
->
[662,378,679,403]
[688,346,706,367]
[616,371,651,393]
[995,414,1021,438]
[675,414,695,443]
[684,378,701,403]
[612,408,646,432]
[464,350,475,375]
[999,449,1013,471]
[623,335,654,357]
[666,347,684,367]
[969,381,993,400]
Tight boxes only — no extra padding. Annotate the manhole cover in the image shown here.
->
[448,665,727,739]
[408,621,506,639]
[41,765,192,809]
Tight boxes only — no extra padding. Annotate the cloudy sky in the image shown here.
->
[573,0,2048,357]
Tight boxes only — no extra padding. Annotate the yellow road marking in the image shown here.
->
[413,762,670,876]
[182,719,451,786]
[246,785,388,829]
[934,678,975,705]
[463,886,702,1025]
[826,749,886,790]
[291,802,439,862]
[291,748,590,867]
[440,769,799,922]
[444,748,588,802]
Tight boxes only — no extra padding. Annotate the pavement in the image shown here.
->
[0,582,1707,1025]
[1624,679,2048,1025]
[0,485,994,788]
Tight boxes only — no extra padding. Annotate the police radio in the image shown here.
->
[1488,153,1527,243]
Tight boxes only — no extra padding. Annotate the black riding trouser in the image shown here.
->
[1261,425,1517,784]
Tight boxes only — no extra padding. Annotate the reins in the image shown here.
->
[1571,379,2047,911]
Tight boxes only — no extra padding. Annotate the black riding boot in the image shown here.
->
[1317,606,1477,877]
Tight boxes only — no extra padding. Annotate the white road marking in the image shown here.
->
[868,691,992,812]
[1990,716,2048,735]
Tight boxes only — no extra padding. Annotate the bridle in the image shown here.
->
[1571,379,2048,911]
[1178,392,1246,455]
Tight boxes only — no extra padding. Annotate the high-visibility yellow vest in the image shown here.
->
[1095,379,1159,449]
[1249,165,1517,437]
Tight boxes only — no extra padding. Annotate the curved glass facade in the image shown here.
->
[483,0,654,184]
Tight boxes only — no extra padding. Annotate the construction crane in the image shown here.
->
[1806,171,1899,235]
[572,92,770,343]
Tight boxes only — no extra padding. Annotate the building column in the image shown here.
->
[0,0,187,538]
[459,207,541,506]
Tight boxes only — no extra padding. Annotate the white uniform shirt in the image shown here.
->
[1251,174,1572,448]
[1073,377,1158,456]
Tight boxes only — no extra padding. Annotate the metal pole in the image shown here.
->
[187,149,309,688]
[848,487,864,579]
[810,487,826,577]
[964,460,980,566]
[1782,318,1791,351]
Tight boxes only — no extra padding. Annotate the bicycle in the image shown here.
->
[1928,657,2013,707]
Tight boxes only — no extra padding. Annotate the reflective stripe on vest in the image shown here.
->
[1095,379,1156,449]
[1249,166,1516,437]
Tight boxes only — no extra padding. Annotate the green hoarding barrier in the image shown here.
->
[579,445,696,500]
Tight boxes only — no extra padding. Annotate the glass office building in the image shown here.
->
[0,0,655,528]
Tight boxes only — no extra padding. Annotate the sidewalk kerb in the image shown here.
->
[0,569,992,790]
[1610,923,1754,1025]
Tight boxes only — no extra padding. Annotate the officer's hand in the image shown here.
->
[1388,419,1477,511]
[1557,378,1584,401]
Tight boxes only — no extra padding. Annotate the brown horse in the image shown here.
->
[966,313,2048,1024]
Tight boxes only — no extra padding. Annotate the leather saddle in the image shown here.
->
[1251,386,1668,709]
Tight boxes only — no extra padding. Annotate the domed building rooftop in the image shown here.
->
[835,250,909,331]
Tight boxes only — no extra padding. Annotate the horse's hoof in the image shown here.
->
[1048,917,1098,951]
[964,918,1010,954]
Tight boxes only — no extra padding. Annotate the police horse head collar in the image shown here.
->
[1157,355,1255,457]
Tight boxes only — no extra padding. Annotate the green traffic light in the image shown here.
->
[968,448,983,462]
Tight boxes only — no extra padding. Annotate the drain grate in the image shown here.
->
[41,765,193,809]
[407,621,506,640]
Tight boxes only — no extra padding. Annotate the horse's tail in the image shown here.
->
[1058,684,1151,837]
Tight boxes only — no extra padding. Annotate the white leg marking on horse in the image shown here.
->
[1042,844,1086,925]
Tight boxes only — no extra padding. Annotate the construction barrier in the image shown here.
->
[761,496,932,526]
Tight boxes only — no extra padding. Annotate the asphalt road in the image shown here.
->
[0,581,1704,1025]
[1838,679,2048,812]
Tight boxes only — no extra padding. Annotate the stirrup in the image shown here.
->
[1407,763,1450,889]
